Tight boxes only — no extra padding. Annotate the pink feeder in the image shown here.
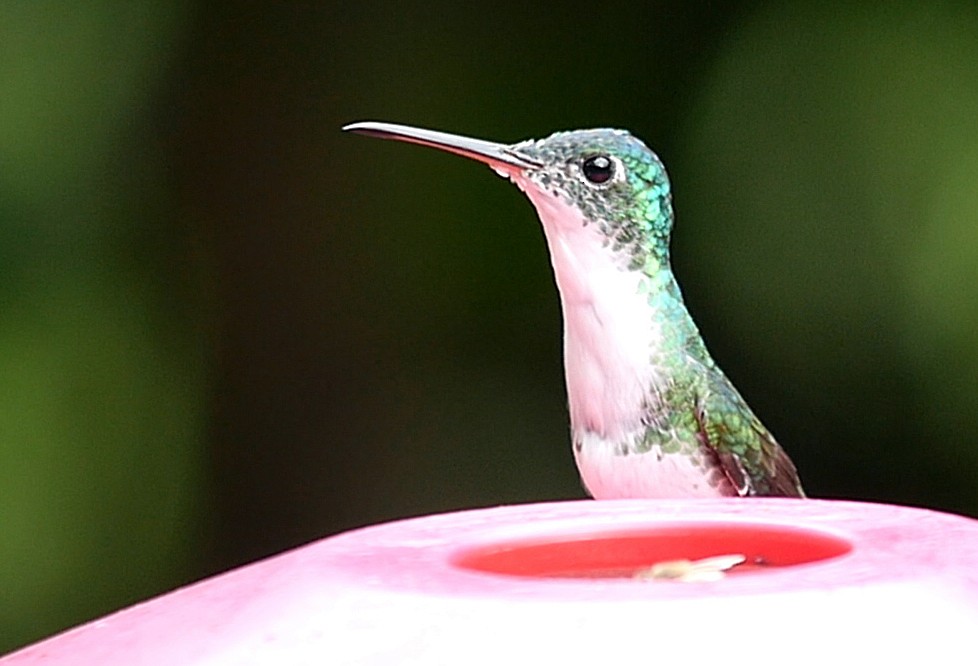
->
[4,498,978,663]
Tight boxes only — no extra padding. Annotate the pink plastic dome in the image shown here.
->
[4,498,978,663]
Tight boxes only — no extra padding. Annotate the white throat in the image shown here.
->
[515,179,662,442]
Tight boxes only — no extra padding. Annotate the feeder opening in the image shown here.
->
[453,523,852,579]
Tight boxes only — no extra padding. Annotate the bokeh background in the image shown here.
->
[3,0,978,653]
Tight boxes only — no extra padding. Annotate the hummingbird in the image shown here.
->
[343,121,805,499]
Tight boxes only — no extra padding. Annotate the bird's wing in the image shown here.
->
[693,372,806,498]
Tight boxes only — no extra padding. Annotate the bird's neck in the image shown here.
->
[521,187,708,442]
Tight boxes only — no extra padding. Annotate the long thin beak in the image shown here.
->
[342,121,542,170]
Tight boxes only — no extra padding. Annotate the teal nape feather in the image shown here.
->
[344,121,805,499]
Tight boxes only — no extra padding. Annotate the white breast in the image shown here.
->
[574,431,727,498]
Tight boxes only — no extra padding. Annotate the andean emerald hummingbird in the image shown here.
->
[343,121,805,499]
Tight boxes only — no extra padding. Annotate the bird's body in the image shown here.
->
[345,122,805,498]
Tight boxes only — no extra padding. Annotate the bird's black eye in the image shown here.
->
[582,155,615,184]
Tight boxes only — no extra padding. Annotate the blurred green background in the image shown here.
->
[3,0,978,653]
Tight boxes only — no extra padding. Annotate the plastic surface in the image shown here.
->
[4,499,978,663]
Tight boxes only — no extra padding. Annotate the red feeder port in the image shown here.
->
[453,523,852,578]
